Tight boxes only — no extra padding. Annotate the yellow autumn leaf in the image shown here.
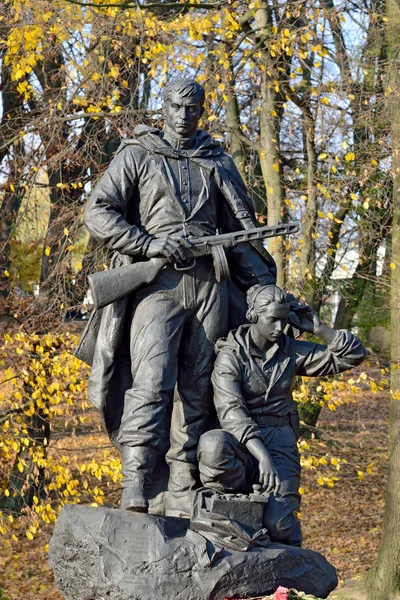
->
[390,263,396,270]
[342,141,348,149]
[64,228,69,236]
[45,246,51,256]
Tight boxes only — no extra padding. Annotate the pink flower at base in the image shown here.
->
[273,586,289,600]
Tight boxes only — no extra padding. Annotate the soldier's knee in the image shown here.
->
[198,429,229,468]
[264,512,295,544]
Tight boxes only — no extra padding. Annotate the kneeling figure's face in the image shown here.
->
[255,302,290,343]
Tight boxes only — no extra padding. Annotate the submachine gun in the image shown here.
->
[87,220,300,310]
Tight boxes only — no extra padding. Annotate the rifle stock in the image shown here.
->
[88,257,167,310]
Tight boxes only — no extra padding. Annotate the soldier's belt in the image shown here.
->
[256,415,289,428]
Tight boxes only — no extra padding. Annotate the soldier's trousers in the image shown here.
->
[116,257,228,496]
[197,426,302,545]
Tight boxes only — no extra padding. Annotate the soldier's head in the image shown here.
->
[163,78,205,138]
[246,285,290,343]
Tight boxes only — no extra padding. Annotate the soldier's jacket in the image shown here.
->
[212,325,367,446]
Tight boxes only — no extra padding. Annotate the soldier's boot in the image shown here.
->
[165,461,197,519]
[120,445,156,513]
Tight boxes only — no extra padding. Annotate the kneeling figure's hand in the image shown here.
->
[246,438,281,496]
[258,454,281,496]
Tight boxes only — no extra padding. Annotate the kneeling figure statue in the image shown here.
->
[198,284,367,546]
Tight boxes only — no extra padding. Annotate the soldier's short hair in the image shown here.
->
[163,78,205,108]
[246,285,290,323]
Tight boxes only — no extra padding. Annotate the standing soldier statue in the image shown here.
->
[76,78,298,517]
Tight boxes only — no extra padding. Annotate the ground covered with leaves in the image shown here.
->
[0,357,388,600]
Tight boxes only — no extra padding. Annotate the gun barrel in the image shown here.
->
[187,220,300,250]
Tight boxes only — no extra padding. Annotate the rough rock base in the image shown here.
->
[49,505,337,600]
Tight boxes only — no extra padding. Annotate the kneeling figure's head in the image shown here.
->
[246,285,290,343]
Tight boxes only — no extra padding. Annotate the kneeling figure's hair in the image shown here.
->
[246,284,289,324]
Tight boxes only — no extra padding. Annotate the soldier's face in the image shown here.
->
[165,91,204,137]
[255,302,290,343]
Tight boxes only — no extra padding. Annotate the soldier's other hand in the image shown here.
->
[146,235,190,263]
[258,455,281,496]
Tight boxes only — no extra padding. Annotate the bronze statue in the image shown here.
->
[197,284,367,545]
[76,78,290,517]
[53,79,353,600]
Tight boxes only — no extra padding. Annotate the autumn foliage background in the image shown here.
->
[0,0,398,598]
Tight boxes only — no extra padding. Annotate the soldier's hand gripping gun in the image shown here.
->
[87,221,300,310]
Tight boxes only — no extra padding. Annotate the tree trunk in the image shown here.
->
[0,179,25,297]
[224,42,247,182]
[259,96,285,280]
[363,1,400,597]
[299,114,318,304]
[250,4,286,288]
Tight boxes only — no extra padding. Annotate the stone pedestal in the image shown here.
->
[49,505,337,600]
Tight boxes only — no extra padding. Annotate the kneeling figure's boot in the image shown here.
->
[120,445,156,513]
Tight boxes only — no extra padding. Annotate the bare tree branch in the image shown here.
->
[61,0,227,9]
[0,402,32,425]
